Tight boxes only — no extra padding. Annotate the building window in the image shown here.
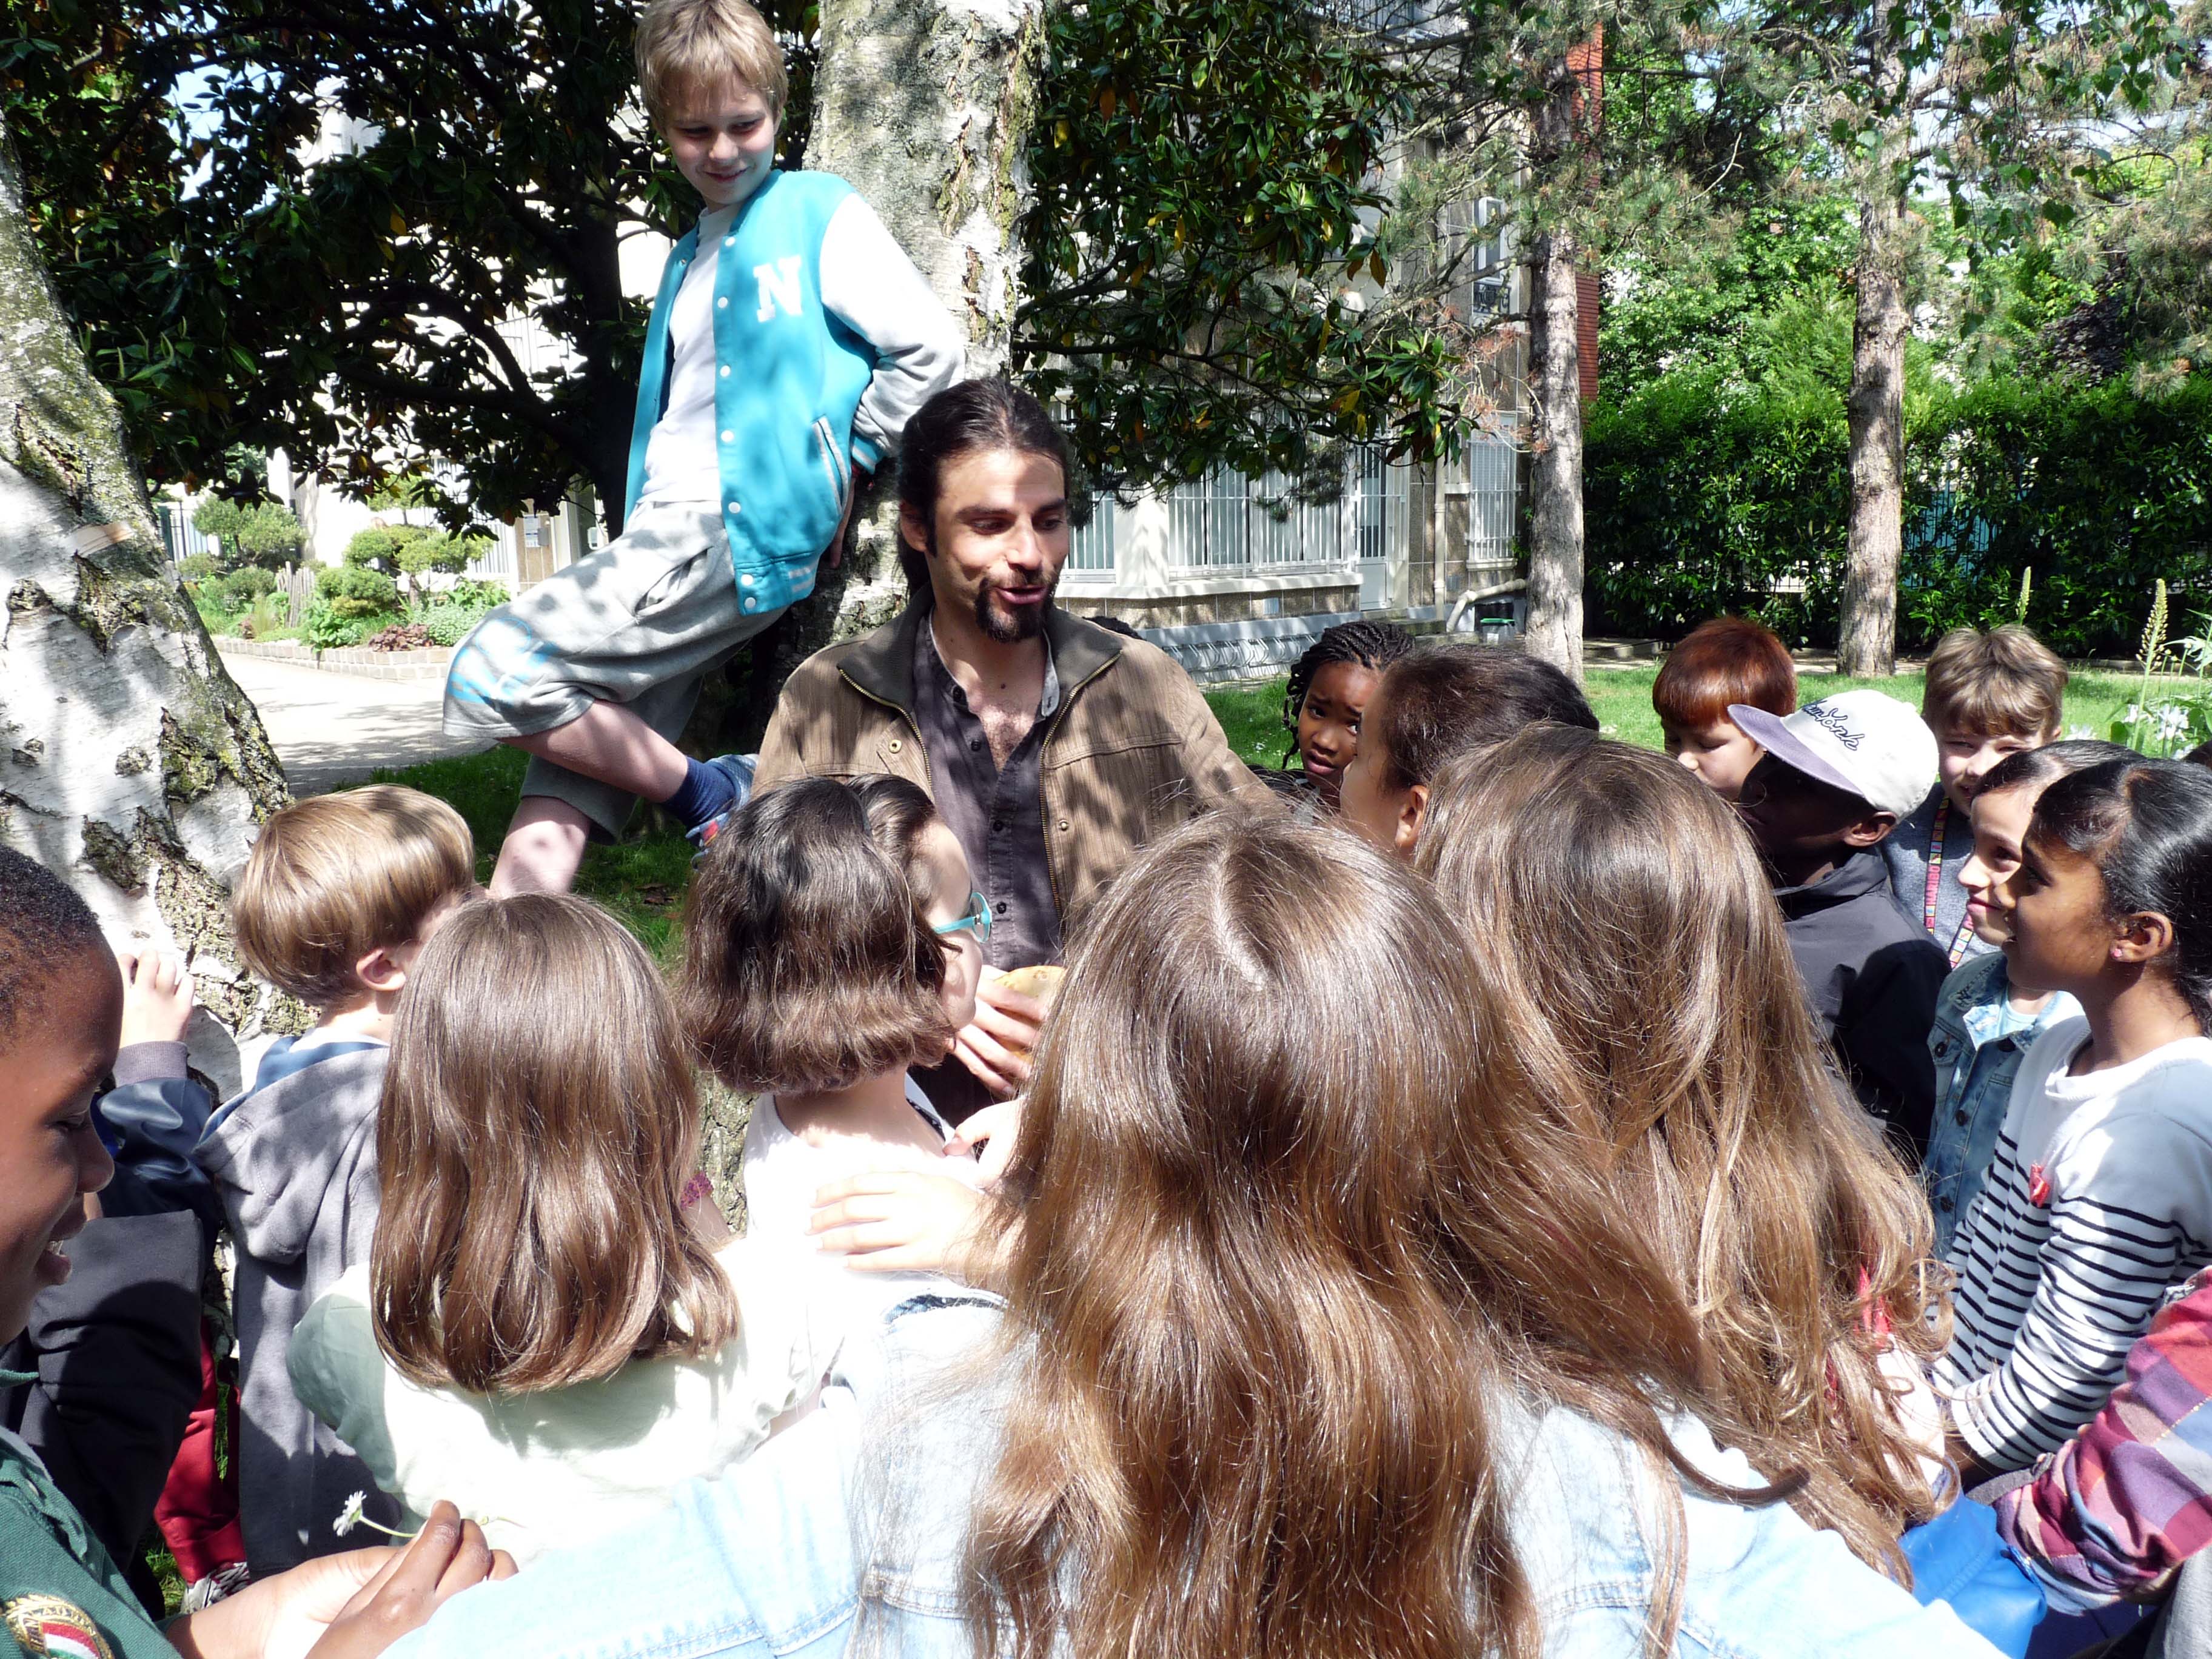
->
[1167,469,1350,573]
[1068,495,1116,574]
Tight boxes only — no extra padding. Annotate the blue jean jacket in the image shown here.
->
[388,1296,1996,1659]
[1922,956,2079,1259]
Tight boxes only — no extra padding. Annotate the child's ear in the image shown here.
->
[2112,910,2177,967]
[1841,809,1899,850]
[354,944,408,997]
[1394,783,1429,857]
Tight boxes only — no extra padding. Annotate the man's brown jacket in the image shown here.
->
[753,603,1273,928]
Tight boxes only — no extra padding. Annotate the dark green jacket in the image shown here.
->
[0,1404,173,1659]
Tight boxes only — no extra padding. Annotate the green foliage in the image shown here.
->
[189,495,304,571]
[177,552,218,585]
[341,527,413,574]
[411,578,508,647]
[1586,370,2212,657]
[1017,0,1462,486]
[1600,198,1861,397]
[198,565,277,615]
[313,564,401,620]
[344,524,491,604]
[303,601,394,650]
[1583,369,1851,645]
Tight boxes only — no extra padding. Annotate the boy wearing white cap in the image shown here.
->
[1731,690,1949,1153]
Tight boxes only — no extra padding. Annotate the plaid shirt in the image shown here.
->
[1994,1268,2212,1610]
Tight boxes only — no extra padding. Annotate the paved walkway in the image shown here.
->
[219,648,490,796]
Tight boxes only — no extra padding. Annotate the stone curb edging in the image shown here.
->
[215,637,454,683]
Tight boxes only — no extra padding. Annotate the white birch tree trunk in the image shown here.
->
[809,0,1042,597]
[0,124,297,1093]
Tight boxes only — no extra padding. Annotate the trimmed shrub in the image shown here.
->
[315,563,401,620]
[1585,372,2212,656]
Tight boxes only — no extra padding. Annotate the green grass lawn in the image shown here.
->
[364,663,2145,948]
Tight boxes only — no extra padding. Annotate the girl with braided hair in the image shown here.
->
[1263,620,1413,816]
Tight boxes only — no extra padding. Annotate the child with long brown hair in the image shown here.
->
[384,814,1985,1659]
[1414,723,1949,1573]
[287,894,839,1566]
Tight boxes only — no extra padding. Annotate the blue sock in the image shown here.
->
[662,756,739,830]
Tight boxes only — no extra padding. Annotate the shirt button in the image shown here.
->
[717,296,729,309]
[723,235,736,247]
[721,429,734,443]
[1057,819,1070,832]
[1940,1196,1955,1211]
[739,573,753,588]
[742,596,756,611]
[726,501,741,514]
[720,366,731,378]
[969,740,981,752]
[1955,1110,1969,1126]
[888,739,903,754]
[992,820,1006,834]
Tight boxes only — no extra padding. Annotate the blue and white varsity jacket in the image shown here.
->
[624,170,964,616]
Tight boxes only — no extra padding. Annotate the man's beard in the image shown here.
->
[974,574,1056,643]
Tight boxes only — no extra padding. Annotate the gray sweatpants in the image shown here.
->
[442,501,785,839]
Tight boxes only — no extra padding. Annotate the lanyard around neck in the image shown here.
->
[1922,797,1976,968]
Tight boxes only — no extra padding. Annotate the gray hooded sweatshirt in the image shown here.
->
[193,1047,403,1574]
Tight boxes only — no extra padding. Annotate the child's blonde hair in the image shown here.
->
[373,894,740,1393]
[232,785,475,1008]
[635,0,788,124]
[1922,624,2068,740]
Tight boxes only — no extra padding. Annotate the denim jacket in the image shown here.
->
[389,1297,1996,1659]
[1923,954,2079,1259]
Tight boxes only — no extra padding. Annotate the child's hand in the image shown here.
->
[167,1503,515,1659]
[945,1098,1024,1184]
[116,947,194,1048]
[807,1171,1004,1285]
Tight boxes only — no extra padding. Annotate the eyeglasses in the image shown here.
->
[932,891,993,947]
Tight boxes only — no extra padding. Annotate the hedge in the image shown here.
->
[1584,374,2212,657]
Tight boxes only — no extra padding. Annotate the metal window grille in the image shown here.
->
[1168,469,1346,572]
[159,501,217,566]
[1068,495,1116,574]
[1464,420,1521,585]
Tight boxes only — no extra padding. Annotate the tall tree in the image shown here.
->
[0,119,292,1090]
[1771,0,2190,672]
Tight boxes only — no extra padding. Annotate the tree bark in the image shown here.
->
[1840,178,1909,677]
[0,123,297,1094]
[1521,61,1586,685]
[1524,224,1586,684]
[721,0,1047,748]
[1838,19,1909,680]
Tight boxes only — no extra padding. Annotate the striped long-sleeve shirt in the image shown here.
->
[1993,1269,2212,1611]
[1937,1019,2212,1473]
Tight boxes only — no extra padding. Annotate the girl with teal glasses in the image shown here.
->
[679,774,996,1325]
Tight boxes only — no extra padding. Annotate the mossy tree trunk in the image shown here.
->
[719,0,1045,750]
[0,122,297,1093]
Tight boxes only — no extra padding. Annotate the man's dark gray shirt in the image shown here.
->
[911,615,1064,971]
